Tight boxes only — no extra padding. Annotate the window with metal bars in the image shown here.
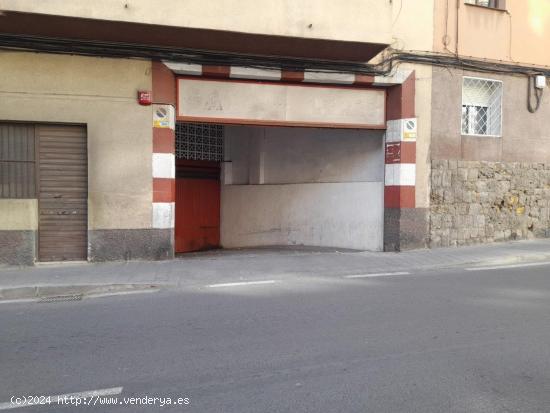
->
[465,0,506,10]
[0,124,36,198]
[175,122,224,161]
[461,77,503,137]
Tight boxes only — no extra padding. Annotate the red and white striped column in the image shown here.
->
[384,118,417,209]
[382,70,425,251]
[151,62,177,241]
[152,105,175,230]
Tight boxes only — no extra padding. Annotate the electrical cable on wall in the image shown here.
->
[1,34,549,77]
[0,33,548,114]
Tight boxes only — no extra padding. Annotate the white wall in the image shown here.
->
[221,126,384,251]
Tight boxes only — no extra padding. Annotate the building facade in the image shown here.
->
[0,0,548,265]
[428,0,550,247]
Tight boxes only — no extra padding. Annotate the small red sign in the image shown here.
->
[138,90,152,106]
[385,142,401,164]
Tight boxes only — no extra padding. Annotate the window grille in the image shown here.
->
[461,77,503,137]
[0,124,36,198]
[175,122,224,161]
[464,0,506,10]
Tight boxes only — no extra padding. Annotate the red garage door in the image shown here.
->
[175,160,220,253]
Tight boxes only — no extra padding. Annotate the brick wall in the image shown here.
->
[430,160,550,247]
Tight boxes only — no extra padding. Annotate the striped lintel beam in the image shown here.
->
[162,61,376,86]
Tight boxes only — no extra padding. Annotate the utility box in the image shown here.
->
[535,75,547,89]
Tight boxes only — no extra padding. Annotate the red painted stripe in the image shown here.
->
[281,70,305,82]
[354,74,375,86]
[400,141,416,164]
[387,72,416,121]
[202,65,230,78]
[152,61,177,105]
[153,178,175,203]
[384,186,415,208]
[153,128,175,154]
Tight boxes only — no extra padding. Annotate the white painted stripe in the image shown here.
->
[152,202,174,229]
[466,261,550,272]
[152,153,175,179]
[303,71,355,84]
[385,163,416,186]
[344,272,410,278]
[162,61,202,76]
[399,163,416,186]
[207,280,278,288]
[373,69,413,86]
[385,119,403,143]
[0,387,123,410]
[230,66,282,81]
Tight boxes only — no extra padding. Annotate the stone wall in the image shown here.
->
[430,160,550,247]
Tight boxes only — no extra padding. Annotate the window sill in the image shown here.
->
[462,133,502,138]
[464,3,507,12]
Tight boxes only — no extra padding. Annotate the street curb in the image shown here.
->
[0,283,166,302]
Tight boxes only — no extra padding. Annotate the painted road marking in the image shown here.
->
[0,387,123,410]
[466,261,550,272]
[344,272,410,279]
[207,280,278,288]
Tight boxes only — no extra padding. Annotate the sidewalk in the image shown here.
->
[1,239,550,300]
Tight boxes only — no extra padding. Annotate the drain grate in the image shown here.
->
[39,294,83,303]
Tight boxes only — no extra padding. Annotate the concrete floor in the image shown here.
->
[1,262,550,412]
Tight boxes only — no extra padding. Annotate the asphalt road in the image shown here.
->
[1,263,550,412]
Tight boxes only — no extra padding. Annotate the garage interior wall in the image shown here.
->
[221,126,384,250]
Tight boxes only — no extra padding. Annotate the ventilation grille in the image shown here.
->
[175,123,224,161]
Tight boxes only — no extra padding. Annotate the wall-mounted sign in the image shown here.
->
[385,142,401,164]
[153,104,175,129]
[403,119,417,141]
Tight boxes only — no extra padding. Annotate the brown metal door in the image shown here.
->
[37,125,88,261]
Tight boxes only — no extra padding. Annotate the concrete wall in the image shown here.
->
[0,51,169,263]
[221,126,384,250]
[0,0,392,45]
[431,67,550,163]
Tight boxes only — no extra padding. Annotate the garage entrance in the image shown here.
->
[173,76,386,252]
[174,121,385,252]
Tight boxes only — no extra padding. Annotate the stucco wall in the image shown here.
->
[0,200,37,230]
[224,126,384,184]
[221,126,384,250]
[0,0,392,45]
[0,51,152,231]
[431,67,550,163]
[434,0,550,66]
